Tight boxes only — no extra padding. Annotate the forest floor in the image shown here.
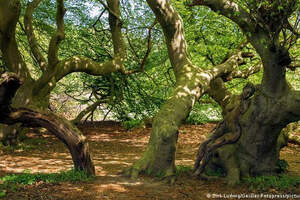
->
[0,122,299,200]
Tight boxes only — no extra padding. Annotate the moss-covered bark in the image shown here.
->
[188,0,300,185]
[195,85,300,185]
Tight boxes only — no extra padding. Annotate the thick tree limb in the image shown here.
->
[34,0,139,97]
[34,56,124,96]
[189,0,255,33]
[24,0,47,71]
[48,0,66,68]
[0,0,32,80]
[107,0,125,59]
[99,0,122,21]
[207,78,232,110]
[146,0,191,76]
[228,64,262,80]
[0,73,95,175]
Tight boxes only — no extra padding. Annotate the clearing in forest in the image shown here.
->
[0,122,299,200]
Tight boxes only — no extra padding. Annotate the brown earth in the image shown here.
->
[0,122,299,200]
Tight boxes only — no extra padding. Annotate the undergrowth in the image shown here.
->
[121,119,145,130]
[0,169,94,198]
[243,175,300,191]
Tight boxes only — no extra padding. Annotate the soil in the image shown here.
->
[0,122,299,200]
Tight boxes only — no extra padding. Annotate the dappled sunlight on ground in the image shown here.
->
[0,122,299,199]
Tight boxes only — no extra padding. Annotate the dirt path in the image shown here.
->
[0,122,299,199]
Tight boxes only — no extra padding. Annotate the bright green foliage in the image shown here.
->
[186,97,222,124]
[0,169,94,198]
[244,175,300,191]
[121,119,145,130]
[8,0,299,125]
[0,169,93,185]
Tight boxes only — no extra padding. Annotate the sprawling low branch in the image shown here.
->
[24,0,47,71]
[34,56,124,96]
[0,73,95,175]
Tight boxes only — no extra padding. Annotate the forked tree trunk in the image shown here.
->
[0,73,95,175]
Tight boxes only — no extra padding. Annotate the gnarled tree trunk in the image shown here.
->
[192,0,300,185]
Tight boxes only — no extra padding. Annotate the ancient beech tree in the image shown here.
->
[125,0,300,184]
[125,0,255,182]
[0,0,139,174]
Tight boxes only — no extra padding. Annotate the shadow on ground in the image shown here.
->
[0,122,299,199]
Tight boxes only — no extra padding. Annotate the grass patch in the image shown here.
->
[1,169,93,184]
[0,169,94,198]
[0,138,48,152]
[243,175,300,191]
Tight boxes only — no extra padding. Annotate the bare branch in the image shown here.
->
[92,9,106,32]
[72,99,107,124]
[124,18,158,75]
